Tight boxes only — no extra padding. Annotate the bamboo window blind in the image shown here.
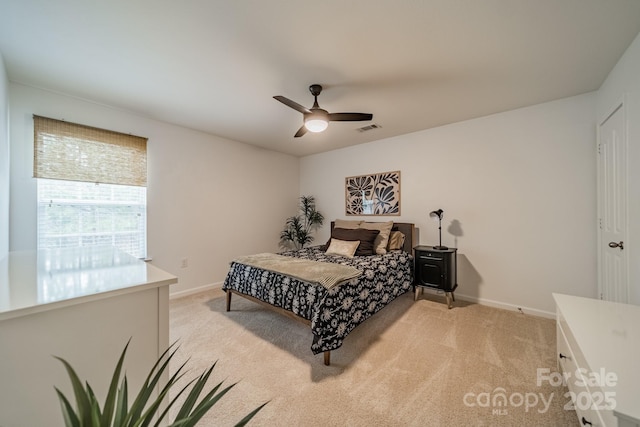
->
[33,115,148,187]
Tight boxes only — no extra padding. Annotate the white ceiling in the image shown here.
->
[1,1,640,157]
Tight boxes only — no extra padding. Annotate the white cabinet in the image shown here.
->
[0,247,177,427]
[554,293,640,427]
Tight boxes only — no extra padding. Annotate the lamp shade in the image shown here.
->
[430,209,444,220]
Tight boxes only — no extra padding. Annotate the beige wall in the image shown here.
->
[8,83,300,296]
[300,93,598,316]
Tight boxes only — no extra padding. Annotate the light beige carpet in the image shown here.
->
[169,288,579,426]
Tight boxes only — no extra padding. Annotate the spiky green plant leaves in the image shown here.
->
[280,195,324,249]
[55,340,266,427]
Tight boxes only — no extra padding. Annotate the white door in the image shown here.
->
[598,101,628,303]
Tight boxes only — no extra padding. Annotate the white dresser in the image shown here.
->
[553,293,640,427]
[0,247,177,427]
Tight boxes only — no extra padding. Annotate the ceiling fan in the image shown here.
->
[274,84,373,137]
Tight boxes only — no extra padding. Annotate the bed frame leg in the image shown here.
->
[324,351,330,366]
[226,290,231,312]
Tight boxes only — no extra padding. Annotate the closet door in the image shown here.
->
[597,100,628,303]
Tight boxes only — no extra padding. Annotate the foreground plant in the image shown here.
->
[54,340,267,427]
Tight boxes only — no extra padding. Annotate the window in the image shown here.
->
[33,116,148,258]
[37,179,147,258]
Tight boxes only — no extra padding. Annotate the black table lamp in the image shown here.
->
[429,209,448,250]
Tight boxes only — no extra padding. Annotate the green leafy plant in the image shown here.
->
[54,340,267,427]
[280,195,324,250]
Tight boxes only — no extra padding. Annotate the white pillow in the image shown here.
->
[325,238,360,258]
[359,221,394,254]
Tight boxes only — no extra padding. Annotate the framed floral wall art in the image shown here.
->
[345,171,400,216]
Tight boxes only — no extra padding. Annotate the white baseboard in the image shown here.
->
[170,282,556,319]
[454,293,555,319]
[169,281,223,300]
[419,288,555,319]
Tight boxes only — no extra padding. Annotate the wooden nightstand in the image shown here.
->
[413,245,458,308]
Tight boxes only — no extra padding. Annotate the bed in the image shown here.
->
[222,221,415,365]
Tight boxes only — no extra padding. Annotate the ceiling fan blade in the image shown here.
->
[328,112,373,122]
[274,96,311,114]
[294,125,307,138]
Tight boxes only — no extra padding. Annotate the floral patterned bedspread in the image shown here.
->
[222,246,413,354]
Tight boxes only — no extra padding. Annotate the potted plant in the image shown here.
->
[54,340,266,427]
[280,195,324,250]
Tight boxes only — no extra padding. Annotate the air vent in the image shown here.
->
[356,123,382,133]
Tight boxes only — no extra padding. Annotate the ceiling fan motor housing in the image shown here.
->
[309,84,323,97]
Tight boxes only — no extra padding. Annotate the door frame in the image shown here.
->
[596,94,629,302]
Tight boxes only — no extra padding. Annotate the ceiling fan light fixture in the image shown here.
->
[304,118,328,133]
[304,111,329,133]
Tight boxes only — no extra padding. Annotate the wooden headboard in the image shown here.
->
[330,221,415,254]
